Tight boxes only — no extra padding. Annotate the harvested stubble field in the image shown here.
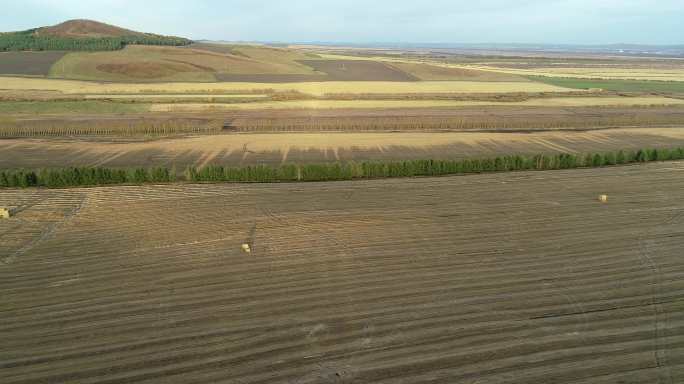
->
[6,105,684,138]
[2,96,683,116]
[84,94,269,100]
[0,117,223,137]
[3,127,684,170]
[1,163,684,383]
[224,106,684,133]
[388,62,531,82]
[0,76,572,96]
[466,64,684,82]
[147,96,684,112]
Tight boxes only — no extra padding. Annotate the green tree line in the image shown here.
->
[0,118,223,137]
[2,148,683,189]
[236,113,684,133]
[0,167,174,188]
[0,30,192,51]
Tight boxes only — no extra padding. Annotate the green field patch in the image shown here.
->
[528,76,684,93]
[0,101,147,114]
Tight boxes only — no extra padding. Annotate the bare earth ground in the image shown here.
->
[1,163,684,383]
[2,128,684,169]
[0,52,67,76]
[297,60,418,82]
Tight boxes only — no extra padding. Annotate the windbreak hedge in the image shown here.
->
[185,148,684,183]
[2,147,684,189]
[0,30,191,52]
[0,119,223,138]
[0,167,174,188]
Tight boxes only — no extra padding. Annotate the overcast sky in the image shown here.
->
[3,0,683,45]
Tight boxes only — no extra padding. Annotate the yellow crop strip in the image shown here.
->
[460,65,684,81]
[148,97,684,112]
[0,76,572,96]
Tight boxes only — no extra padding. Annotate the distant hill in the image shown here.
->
[0,19,192,52]
[36,19,147,39]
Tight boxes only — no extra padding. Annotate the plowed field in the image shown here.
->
[1,163,684,383]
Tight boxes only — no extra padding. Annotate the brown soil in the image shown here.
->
[96,62,200,79]
[0,51,66,76]
[214,60,420,83]
[1,163,683,383]
[391,62,529,81]
[299,60,419,81]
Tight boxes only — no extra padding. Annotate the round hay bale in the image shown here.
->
[0,207,13,219]
[241,244,251,253]
[599,194,608,203]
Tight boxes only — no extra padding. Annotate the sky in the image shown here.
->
[3,0,683,45]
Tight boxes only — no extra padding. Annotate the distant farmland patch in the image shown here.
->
[469,64,684,81]
[299,60,418,81]
[148,96,684,112]
[96,62,205,79]
[0,101,146,115]
[215,74,326,83]
[0,77,574,96]
[529,76,684,94]
[48,45,323,82]
[391,62,530,82]
[0,51,66,76]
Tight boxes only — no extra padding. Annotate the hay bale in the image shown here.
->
[241,244,251,253]
[0,207,12,219]
[599,194,608,203]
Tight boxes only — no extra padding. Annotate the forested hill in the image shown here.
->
[0,20,192,51]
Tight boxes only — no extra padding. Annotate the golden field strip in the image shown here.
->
[2,163,684,383]
[84,94,270,99]
[148,97,684,112]
[461,65,684,81]
[4,127,684,169]
[0,76,571,96]
[1,97,682,116]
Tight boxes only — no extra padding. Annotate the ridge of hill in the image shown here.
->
[36,19,146,38]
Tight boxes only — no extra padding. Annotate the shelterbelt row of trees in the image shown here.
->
[2,148,683,188]
[233,113,684,133]
[0,30,192,51]
[1,167,175,188]
[0,118,223,137]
